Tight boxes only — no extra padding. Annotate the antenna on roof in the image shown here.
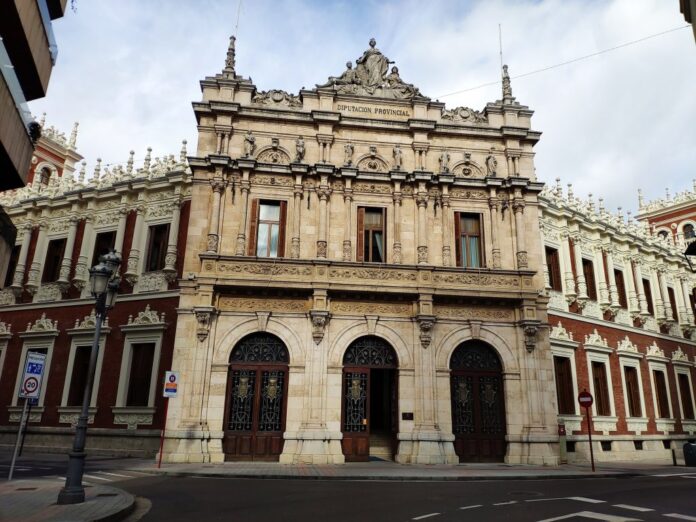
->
[498,24,504,71]
[234,0,243,37]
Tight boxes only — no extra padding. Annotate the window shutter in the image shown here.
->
[356,207,365,262]
[592,362,611,416]
[247,199,259,256]
[678,373,695,419]
[654,370,670,419]
[278,200,288,257]
[624,367,642,417]
[553,356,575,415]
[454,212,462,267]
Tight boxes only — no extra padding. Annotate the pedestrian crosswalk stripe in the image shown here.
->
[613,504,653,512]
[96,471,132,478]
[82,474,111,481]
[665,515,696,521]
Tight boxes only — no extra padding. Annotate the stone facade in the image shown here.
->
[540,181,696,464]
[0,122,191,456]
[162,38,558,465]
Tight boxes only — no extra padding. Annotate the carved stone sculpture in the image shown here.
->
[441,106,487,124]
[343,142,354,166]
[251,89,302,108]
[439,150,450,173]
[393,144,402,170]
[502,64,513,100]
[243,130,256,158]
[486,149,498,177]
[295,136,305,162]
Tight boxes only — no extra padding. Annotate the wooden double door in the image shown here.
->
[450,341,507,462]
[222,333,289,461]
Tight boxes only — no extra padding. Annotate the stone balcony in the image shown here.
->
[197,255,538,300]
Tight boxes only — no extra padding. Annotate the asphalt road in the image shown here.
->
[118,473,696,522]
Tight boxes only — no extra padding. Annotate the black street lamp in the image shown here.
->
[58,250,121,505]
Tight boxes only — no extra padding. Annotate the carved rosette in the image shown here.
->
[417,246,428,264]
[316,240,327,259]
[516,251,528,269]
[342,240,352,262]
[291,238,301,259]
[393,242,402,264]
[417,315,435,349]
[310,310,330,344]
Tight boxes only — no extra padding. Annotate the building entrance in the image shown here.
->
[450,340,506,462]
[341,336,398,462]
[222,333,289,461]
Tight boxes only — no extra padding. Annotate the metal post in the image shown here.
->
[57,294,104,504]
[586,405,595,472]
[8,399,29,480]
[157,398,169,469]
[18,400,33,457]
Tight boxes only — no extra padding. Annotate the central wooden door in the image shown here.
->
[450,340,506,462]
[223,333,289,461]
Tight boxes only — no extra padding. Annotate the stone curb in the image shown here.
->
[95,488,136,522]
[128,468,638,482]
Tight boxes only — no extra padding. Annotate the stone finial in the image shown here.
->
[39,112,46,128]
[126,150,135,176]
[78,161,86,184]
[598,197,605,213]
[179,140,187,164]
[223,35,236,77]
[502,64,513,102]
[68,122,79,149]
[93,158,102,182]
[567,183,574,201]
[555,177,562,197]
[143,147,152,171]
[617,206,624,222]
[665,187,671,200]
[638,188,644,208]
[587,193,595,212]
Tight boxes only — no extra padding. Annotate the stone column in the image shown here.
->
[292,175,303,259]
[623,256,639,315]
[416,182,428,264]
[235,177,251,255]
[571,235,587,301]
[342,179,353,261]
[392,181,402,264]
[594,247,609,308]
[25,222,48,294]
[114,208,128,257]
[56,216,79,290]
[540,229,551,289]
[207,179,225,253]
[316,176,330,258]
[650,268,666,320]
[633,259,649,316]
[605,249,620,309]
[560,234,576,302]
[488,192,501,269]
[440,186,451,266]
[10,224,33,293]
[658,268,673,321]
[513,196,528,269]
[73,215,94,291]
[124,205,146,285]
[680,276,695,325]
[163,199,182,281]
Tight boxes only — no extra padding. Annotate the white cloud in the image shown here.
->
[31,0,695,213]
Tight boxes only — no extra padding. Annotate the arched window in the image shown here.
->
[684,224,695,240]
[39,167,51,185]
[343,336,397,367]
[657,230,669,240]
[229,332,288,364]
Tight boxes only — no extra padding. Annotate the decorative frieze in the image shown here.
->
[434,305,513,321]
[218,296,308,313]
[332,301,412,316]
[126,305,166,326]
[550,321,573,341]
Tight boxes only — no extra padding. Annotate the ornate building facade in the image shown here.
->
[0,122,191,455]
[541,182,696,463]
[162,38,558,465]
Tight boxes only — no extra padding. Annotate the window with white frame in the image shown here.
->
[586,352,616,417]
[550,342,579,415]
[648,362,673,420]
[674,367,695,421]
[619,359,646,419]
[60,335,106,408]
[116,333,162,408]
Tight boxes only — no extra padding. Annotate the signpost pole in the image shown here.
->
[18,400,34,457]
[586,405,595,472]
[157,398,169,469]
[8,399,28,481]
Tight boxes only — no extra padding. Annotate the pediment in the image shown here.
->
[315,38,426,101]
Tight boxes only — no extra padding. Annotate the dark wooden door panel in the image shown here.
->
[342,369,370,462]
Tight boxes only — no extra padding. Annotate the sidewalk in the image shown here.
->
[0,479,135,522]
[128,459,693,481]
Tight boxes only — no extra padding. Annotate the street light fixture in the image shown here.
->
[58,249,121,505]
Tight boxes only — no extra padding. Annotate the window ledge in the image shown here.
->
[57,406,96,426]
[7,406,44,423]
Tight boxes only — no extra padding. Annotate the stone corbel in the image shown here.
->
[417,315,436,349]
[520,321,540,352]
[193,306,216,342]
[309,310,330,345]
[256,311,271,332]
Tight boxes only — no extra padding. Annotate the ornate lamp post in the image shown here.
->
[58,250,121,505]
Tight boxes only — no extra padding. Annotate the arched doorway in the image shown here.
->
[341,336,398,462]
[222,332,289,461]
[450,340,506,462]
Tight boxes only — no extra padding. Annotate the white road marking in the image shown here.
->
[412,514,440,520]
[96,471,133,478]
[664,515,696,521]
[651,472,696,477]
[613,504,654,512]
[459,505,482,510]
[536,511,641,522]
[525,498,566,502]
[493,501,518,505]
[681,476,696,479]
[82,474,111,482]
[566,497,606,504]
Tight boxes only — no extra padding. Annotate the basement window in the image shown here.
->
[600,441,612,452]
[634,441,643,451]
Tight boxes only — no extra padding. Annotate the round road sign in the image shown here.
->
[578,390,593,408]
[23,376,39,394]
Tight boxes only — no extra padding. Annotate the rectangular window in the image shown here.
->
[248,199,287,258]
[653,369,671,419]
[41,238,67,283]
[582,259,597,301]
[623,366,642,417]
[91,231,117,267]
[455,213,483,268]
[126,343,156,407]
[643,279,654,315]
[3,245,21,288]
[553,356,575,414]
[614,269,627,309]
[591,361,611,416]
[546,247,562,291]
[145,224,169,272]
[667,287,679,321]
[357,207,386,263]
[678,373,695,420]
[67,345,92,406]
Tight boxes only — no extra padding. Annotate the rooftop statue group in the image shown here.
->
[316,38,422,99]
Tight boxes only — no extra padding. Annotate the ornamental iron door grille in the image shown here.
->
[342,337,398,461]
[223,333,289,461]
[450,341,506,462]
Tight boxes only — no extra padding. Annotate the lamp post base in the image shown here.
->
[57,484,85,505]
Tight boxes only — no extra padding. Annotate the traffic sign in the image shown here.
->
[19,351,46,399]
[163,371,179,398]
[578,390,593,408]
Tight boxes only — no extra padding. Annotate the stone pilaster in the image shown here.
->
[25,222,47,295]
[124,205,146,285]
[56,216,79,291]
[10,224,33,295]
[235,176,251,255]
[207,179,225,253]
[163,199,182,281]
[489,193,502,269]
[416,183,428,264]
[513,197,528,269]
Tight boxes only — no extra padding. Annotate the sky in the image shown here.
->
[31,0,696,215]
